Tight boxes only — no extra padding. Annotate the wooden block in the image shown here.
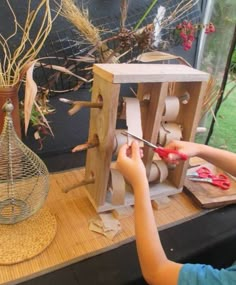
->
[151,196,171,210]
[138,82,168,177]
[112,206,134,219]
[84,73,120,209]
[93,64,209,84]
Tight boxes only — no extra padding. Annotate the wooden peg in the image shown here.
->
[72,135,99,152]
[179,92,190,104]
[60,98,103,115]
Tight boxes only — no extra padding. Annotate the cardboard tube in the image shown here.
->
[158,123,183,145]
[162,96,180,122]
[148,161,160,183]
[152,160,168,183]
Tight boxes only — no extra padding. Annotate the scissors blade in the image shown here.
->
[121,131,157,149]
[122,131,188,161]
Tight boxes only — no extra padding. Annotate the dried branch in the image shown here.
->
[161,0,200,29]
[60,0,101,46]
[120,0,129,29]
[0,0,61,87]
[201,76,221,118]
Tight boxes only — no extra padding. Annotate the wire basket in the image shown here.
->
[0,100,49,224]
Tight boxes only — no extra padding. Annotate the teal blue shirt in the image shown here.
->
[178,263,236,284]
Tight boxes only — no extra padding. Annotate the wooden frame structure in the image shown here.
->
[78,64,209,212]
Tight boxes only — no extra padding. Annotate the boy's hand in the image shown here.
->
[116,141,147,188]
[165,140,199,163]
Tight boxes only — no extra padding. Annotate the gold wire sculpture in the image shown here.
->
[0,100,49,224]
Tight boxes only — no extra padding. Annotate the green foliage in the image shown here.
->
[200,0,236,78]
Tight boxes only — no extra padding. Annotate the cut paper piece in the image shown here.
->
[124,97,143,146]
[89,213,121,240]
[110,168,126,205]
[113,129,127,155]
[162,96,180,122]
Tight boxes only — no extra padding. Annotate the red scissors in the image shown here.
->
[121,131,188,161]
[187,166,231,190]
[190,166,215,178]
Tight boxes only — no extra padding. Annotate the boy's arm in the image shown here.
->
[116,142,182,285]
[166,141,236,177]
[134,178,182,285]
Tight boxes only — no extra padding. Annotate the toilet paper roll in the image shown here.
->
[162,96,180,122]
[149,160,168,183]
[148,161,160,183]
[158,123,183,146]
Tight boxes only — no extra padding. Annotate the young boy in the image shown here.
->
[116,140,236,285]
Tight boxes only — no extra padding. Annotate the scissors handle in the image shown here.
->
[211,177,231,190]
[196,166,213,178]
[154,147,188,161]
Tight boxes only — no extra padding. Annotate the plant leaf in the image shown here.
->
[37,63,93,83]
[34,100,54,137]
[137,51,192,66]
[24,61,38,134]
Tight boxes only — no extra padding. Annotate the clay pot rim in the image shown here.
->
[0,84,20,92]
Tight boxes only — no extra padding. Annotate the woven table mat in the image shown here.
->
[0,207,57,265]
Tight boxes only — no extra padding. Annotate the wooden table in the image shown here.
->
[0,168,204,285]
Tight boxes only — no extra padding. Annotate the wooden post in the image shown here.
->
[85,73,120,211]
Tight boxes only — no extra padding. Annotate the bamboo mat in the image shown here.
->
[0,167,204,285]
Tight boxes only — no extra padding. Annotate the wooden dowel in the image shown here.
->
[69,101,103,115]
[59,98,103,115]
[72,135,99,153]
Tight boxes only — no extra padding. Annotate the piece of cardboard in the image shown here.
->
[184,163,236,209]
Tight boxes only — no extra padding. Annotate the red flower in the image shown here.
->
[209,23,216,33]
[180,30,188,41]
[175,20,215,51]
[182,40,192,51]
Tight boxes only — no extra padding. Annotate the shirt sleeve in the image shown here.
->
[178,263,236,285]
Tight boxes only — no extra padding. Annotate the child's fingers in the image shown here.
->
[119,143,129,157]
[131,140,142,159]
[167,153,181,164]
[139,148,144,158]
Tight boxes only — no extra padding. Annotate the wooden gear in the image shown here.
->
[67,64,209,212]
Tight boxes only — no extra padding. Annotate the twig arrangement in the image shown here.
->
[60,0,101,46]
[201,76,220,118]
[160,0,200,29]
[0,0,62,135]
[59,0,200,63]
[39,0,201,101]
[0,0,61,87]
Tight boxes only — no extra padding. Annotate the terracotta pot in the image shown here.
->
[0,85,21,138]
